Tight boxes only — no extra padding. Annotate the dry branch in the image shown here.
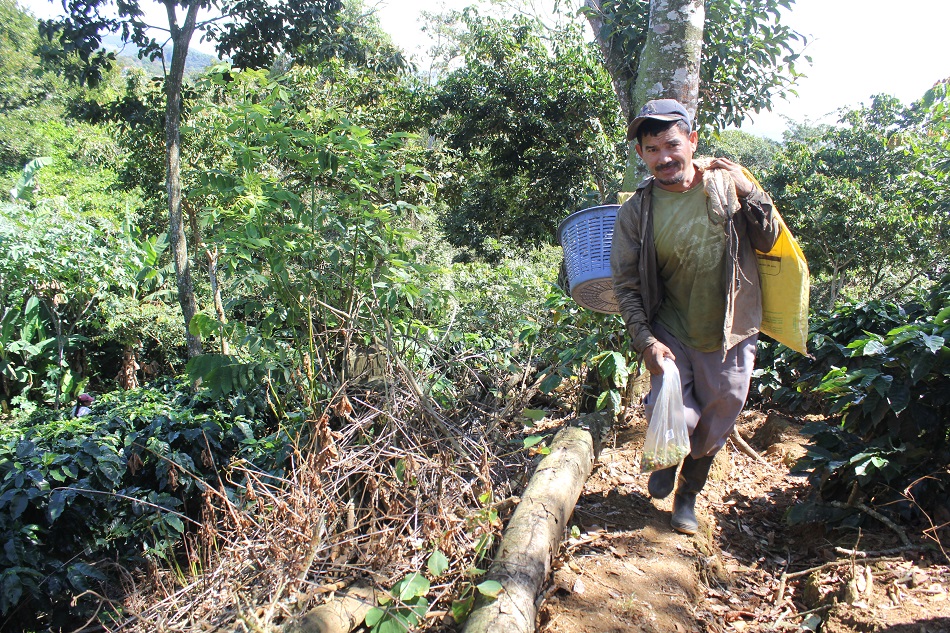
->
[462,417,604,633]
[730,429,767,464]
[773,556,905,604]
[827,501,913,547]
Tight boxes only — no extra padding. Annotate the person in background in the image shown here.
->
[72,393,94,418]
[610,98,781,534]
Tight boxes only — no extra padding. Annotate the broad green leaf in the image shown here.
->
[920,333,945,354]
[165,515,185,534]
[538,373,562,394]
[451,594,476,623]
[910,353,936,384]
[523,435,545,449]
[48,489,67,522]
[427,550,449,577]
[887,381,911,415]
[860,340,887,356]
[476,579,504,599]
[521,408,546,421]
[935,305,950,326]
[397,572,429,601]
[364,607,386,627]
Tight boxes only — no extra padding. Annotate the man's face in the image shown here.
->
[635,125,699,192]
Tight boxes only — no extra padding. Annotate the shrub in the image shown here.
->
[753,275,950,530]
[0,379,283,630]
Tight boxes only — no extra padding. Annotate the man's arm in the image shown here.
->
[610,198,674,374]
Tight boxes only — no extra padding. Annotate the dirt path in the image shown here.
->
[537,410,950,633]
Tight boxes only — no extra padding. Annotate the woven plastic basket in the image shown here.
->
[557,204,621,314]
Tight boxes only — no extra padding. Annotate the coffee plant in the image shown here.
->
[752,274,950,528]
[0,379,284,629]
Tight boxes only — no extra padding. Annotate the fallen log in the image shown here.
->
[285,584,376,633]
[462,414,606,633]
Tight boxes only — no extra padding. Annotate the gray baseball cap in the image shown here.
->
[627,99,692,140]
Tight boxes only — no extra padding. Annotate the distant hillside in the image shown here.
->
[102,34,217,76]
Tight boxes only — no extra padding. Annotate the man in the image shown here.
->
[610,99,780,534]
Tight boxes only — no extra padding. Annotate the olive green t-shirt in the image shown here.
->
[652,184,727,352]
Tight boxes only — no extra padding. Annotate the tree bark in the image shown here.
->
[622,0,704,190]
[207,246,230,355]
[164,0,203,357]
[286,584,377,633]
[462,418,605,633]
[583,0,635,120]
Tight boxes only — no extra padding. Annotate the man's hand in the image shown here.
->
[708,157,755,198]
[644,341,675,375]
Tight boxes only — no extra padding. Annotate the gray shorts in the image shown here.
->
[644,322,758,459]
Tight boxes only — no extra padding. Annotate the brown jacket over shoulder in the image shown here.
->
[610,170,781,358]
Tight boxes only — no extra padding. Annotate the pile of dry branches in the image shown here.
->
[106,361,535,632]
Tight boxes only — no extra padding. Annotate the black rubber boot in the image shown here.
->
[647,465,678,499]
[671,455,714,535]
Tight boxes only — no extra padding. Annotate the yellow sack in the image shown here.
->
[740,166,810,355]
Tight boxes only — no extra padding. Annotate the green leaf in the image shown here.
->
[451,594,476,623]
[538,373,562,394]
[887,380,912,415]
[860,340,887,356]
[595,351,630,387]
[165,514,185,534]
[910,353,936,384]
[427,550,449,577]
[395,459,406,482]
[189,313,224,338]
[364,606,386,627]
[920,333,945,354]
[476,579,504,599]
[521,408,546,422]
[397,572,429,601]
[48,489,67,522]
[522,435,545,449]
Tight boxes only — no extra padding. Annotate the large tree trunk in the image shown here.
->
[164,1,203,357]
[623,0,704,190]
[585,0,705,192]
[583,0,636,121]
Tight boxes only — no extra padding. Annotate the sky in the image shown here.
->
[17,0,950,140]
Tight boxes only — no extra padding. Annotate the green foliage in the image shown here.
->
[533,287,635,413]
[37,0,345,86]
[447,246,561,346]
[753,276,950,527]
[0,0,53,112]
[0,200,183,409]
[180,67,441,412]
[0,379,285,629]
[766,95,949,309]
[428,11,624,256]
[698,129,781,172]
[580,0,808,129]
[0,201,135,406]
[365,572,430,633]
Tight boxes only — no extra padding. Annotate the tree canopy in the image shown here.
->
[582,0,808,128]
[427,10,624,258]
[766,94,949,308]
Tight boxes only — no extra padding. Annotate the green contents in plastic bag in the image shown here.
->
[640,358,690,473]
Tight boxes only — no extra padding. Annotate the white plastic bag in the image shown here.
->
[640,358,690,473]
